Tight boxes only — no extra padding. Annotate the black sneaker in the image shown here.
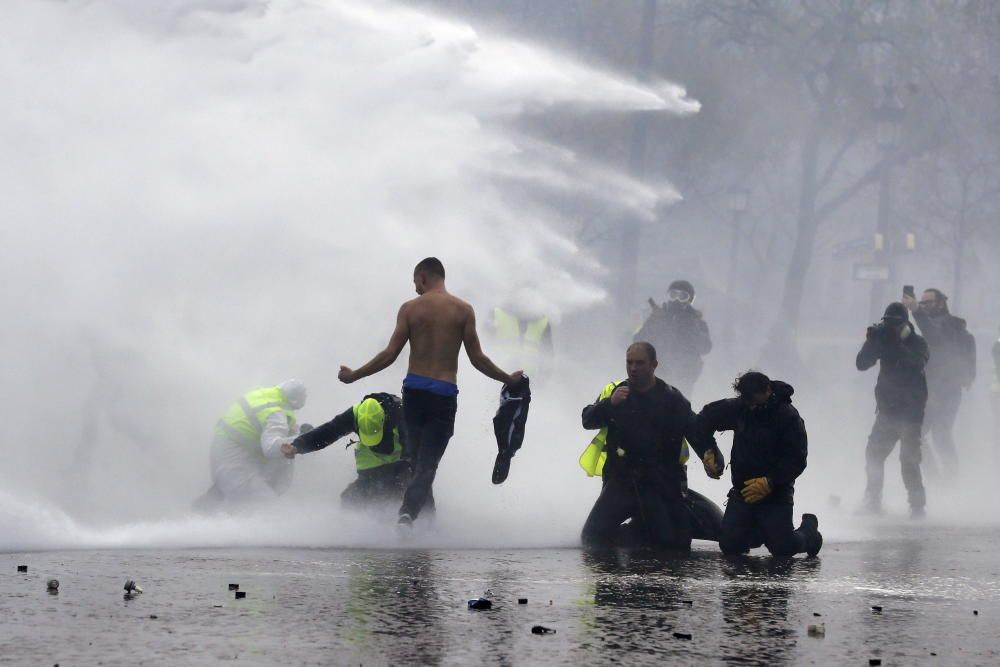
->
[799,513,822,557]
[397,513,414,528]
[492,451,512,485]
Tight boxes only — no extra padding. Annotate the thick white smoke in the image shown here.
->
[0,0,700,547]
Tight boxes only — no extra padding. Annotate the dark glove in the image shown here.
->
[741,477,772,503]
[702,449,724,479]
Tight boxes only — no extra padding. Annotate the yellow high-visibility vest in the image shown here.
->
[494,308,549,376]
[351,400,403,471]
[215,386,296,458]
[578,380,689,477]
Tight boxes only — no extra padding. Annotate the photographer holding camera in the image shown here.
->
[856,302,930,518]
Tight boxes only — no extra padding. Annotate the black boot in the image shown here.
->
[798,513,823,557]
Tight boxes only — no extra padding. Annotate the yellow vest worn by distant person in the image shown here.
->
[494,308,549,376]
[578,380,689,477]
[215,386,297,458]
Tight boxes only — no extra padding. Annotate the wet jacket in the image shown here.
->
[494,376,531,456]
[913,309,976,391]
[694,381,806,504]
[581,378,717,484]
[856,328,929,421]
[634,303,711,390]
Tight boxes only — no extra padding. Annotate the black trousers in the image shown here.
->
[399,388,457,520]
[581,473,693,551]
[719,492,806,557]
[618,488,723,546]
[923,387,961,467]
[865,411,926,509]
[341,462,423,508]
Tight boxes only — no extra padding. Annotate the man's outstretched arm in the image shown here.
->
[463,307,522,385]
[339,304,410,383]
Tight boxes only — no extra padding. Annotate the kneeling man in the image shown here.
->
[695,371,822,557]
[579,342,724,550]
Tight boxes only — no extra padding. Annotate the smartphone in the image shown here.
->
[903,285,915,299]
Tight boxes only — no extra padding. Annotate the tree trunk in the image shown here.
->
[953,176,968,310]
[759,116,822,374]
[616,0,657,319]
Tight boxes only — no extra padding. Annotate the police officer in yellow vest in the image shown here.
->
[491,302,553,383]
[580,342,724,550]
[287,393,429,509]
[198,379,308,507]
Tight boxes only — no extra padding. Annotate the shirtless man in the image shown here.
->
[338,257,523,526]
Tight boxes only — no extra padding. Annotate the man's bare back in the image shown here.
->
[403,291,471,384]
[338,262,521,387]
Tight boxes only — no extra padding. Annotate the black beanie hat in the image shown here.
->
[883,302,909,322]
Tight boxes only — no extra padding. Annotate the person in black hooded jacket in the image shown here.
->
[694,371,822,557]
[856,302,929,516]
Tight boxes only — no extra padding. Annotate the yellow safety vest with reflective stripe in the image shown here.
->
[215,386,296,458]
[578,380,689,477]
[352,401,404,471]
[494,308,549,376]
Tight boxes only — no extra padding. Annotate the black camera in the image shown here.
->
[867,322,899,344]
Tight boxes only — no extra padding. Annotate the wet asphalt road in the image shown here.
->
[2,524,998,665]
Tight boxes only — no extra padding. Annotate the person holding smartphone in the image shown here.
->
[902,287,976,479]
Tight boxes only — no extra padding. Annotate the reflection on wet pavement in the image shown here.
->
[1,526,999,665]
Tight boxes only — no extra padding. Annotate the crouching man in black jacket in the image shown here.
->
[695,371,822,557]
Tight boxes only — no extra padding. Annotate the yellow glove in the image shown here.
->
[741,477,772,503]
[702,450,722,479]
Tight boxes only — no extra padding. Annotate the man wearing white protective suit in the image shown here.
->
[194,380,308,508]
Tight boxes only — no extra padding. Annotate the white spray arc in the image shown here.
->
[0,0,700,549]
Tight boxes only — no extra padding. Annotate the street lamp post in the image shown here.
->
[869,86,904,322]
[724,186,750,361]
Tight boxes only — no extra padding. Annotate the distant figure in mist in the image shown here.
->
[579,342,725,551]
[695,371,822,558]
[285,392,428,510]
[73,332,161,469]
[193,380,308,510]
[338,257,523,528]
[903,288,976,479]
[856,303,929,518]
[490,284,554,385]
[633,280,712,398]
